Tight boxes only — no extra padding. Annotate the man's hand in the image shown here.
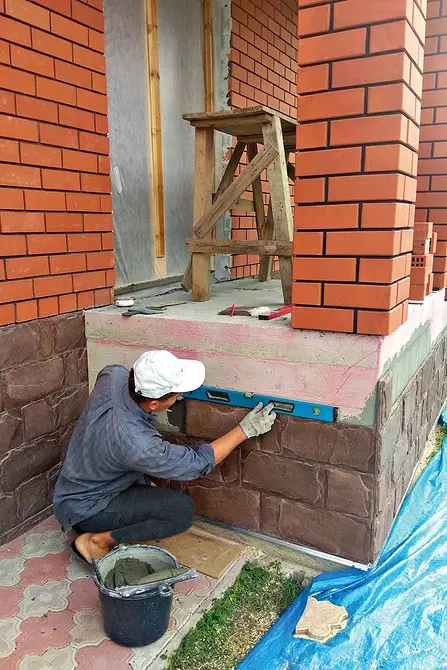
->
[239,402,277,439]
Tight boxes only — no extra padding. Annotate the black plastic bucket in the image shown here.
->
[93,545,180,647]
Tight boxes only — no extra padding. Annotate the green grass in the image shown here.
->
[167,561,302,670]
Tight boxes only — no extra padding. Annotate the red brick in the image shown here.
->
[328,174,406,202]
[36,76,76,105]
[50,252,86,274]
[296,121,328,149]
[40,123,78,148]
[5,0,50,29]
[33,0,71,15]
[0,139,19,163]
[79,131,109,154]
[0,90,15,115]
[0,103,39,138]
[66,193,101,212]
[55,60,91,89]
[80,173,110,193]
[15,299,37,322]
[297,64,329,94]
[0,234,26,256]
[357,304,404,336]
[38,296,59,317]
[291,281,322,305]
[86,251,114,270]
[299,28,366,65]
[77,290,94,309]
[88,28,105,53]
[368,83,418,118]
[72,0,104,31]
[293,256,356,281]
[46,212,83,232]
[31,28,72,61]
[433,256,447,272]
[95,114,108,135]
[324,283,398,310]
[295,178,325,203]
[299,89,364,121]
[0,187,24,210]
[333,53,410,89]
[1,212,44,233]
[91,71,106,94]
[25,190,66,211]
[362,203,412,229]
[68,233,101,251]
[298,5,330,36]
[294,204,359,230]
[0,16,31,47]
[0,64,35,95]
[0,278,33,303]
[16,94,58,123]
[433,272,447,289]
[62,148,97,172]
[58,293,77,313]
[6,255,49,278]
[50,14,89,46]
[94,287,111,306]
[365,144,415,175]
[370,20,419,57]
[105,269,115,286]
[34,274,73,297]
[293,231,324,255]
[291,305,354,332]
[100,195,112,212]
[426,16,447,36]
[73,44,105,73]
[84,213,112,231]
[326,230,401,256]
[359,255,410,283]
[97,155,110,174]
[77,88,107,114]
[0,303,15,325]
[41,169,80,191]
[101,232,113,250]
[27,233,67,254]
[73,270,105,291]
[20,143,62,168]
[11,45,55,78]
[334,0,411,29]
[296,147,362,176]
[0,163,41,189]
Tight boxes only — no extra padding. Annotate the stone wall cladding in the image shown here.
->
[183,401,377,564]
[0,312,87,544]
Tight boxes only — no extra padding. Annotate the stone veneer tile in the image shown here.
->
[188,484,260,530]
[326,468,373,518]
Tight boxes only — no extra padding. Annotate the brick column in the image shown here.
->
[416,0,447,292]
[293,0,426,335]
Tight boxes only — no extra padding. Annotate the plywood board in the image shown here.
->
[151,527,244,578]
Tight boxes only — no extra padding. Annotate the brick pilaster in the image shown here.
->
[293,0,426,335]
[415,0,447,292]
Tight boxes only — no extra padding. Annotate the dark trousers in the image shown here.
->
[73,484,195,544]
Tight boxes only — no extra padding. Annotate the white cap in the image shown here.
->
[132,350,205,399]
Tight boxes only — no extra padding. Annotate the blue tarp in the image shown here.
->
[239,434,447,670]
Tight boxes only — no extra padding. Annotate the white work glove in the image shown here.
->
[239,402,277,439]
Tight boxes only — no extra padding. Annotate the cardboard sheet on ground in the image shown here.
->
[150,527,244,578]
[238,430,447,670]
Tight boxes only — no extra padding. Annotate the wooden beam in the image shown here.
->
[213,141,246,200]
[203,0,213,113]
[146,0,165,258]
[190,127,215,300]
[193,142,278,239]
[247,141,266,235]
[186,239,292,255]
[262,116,294,304]
[259,199,274,282]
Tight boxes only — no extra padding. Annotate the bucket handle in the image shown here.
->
[158,584,172,598]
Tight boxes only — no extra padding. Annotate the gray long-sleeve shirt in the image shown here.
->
[53,365,215,528]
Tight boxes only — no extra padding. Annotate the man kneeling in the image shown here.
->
[53,350,276,563]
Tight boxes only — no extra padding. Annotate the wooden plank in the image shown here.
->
[146,0,165,259]
[203,0,213,113]
[259,199,274,282]
[247,143,266,252]
[186,239,292,255]
[185,127,214,300]
[262,116,294,304]
[213,141,245,201]
[193,142,278,239]
[183,106,297,127]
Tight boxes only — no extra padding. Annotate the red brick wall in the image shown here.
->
[0,0,114,326]
[416,0,447,243]
[293,0,425,335]
[229,0,297,279]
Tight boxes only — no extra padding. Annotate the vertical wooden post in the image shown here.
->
[203,0,214,114]
[247,143,274,282]
[146,0,165,259]
[191,127,215,301]
[262,116,293,304]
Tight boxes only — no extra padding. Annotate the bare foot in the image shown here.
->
[75,532,116,563]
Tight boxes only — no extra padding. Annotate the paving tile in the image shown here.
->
[10,609,74,659]
[19,580,71,618]
[75,639,133,668]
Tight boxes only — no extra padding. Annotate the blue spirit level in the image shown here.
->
[183,386,338,423]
